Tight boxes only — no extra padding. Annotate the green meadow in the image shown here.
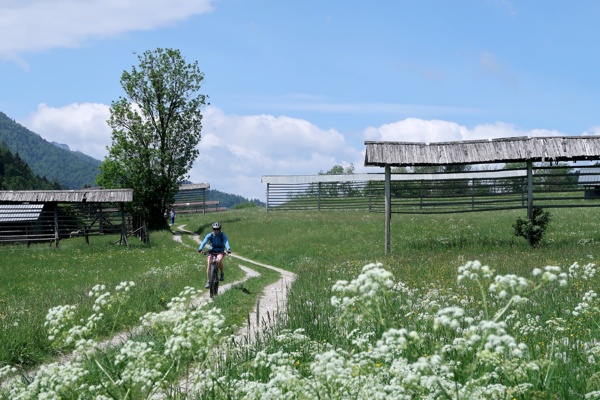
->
[1,206,600,398]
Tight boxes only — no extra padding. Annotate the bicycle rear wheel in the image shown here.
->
[209,260,219,298]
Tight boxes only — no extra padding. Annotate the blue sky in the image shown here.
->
[1,0,600,201]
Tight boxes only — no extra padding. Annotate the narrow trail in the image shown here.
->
[154,225,297,398]
[173,224,296,340]
[2,227,296,395]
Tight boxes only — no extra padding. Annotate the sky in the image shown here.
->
[2,0,600,201]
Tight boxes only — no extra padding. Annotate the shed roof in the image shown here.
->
[578,168,600,185]
[364,136,600,167]
[0,189,133,203]
[0,204,44,222]
[178,183,210,191]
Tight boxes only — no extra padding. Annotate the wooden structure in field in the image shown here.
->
[0,189,137,246]
[172,183,226,213]
[364,136,600,253]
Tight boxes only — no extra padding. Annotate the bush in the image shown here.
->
[513,206,551,247]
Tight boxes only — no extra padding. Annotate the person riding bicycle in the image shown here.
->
[198,222,231,289]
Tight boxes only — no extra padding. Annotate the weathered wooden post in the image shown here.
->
[385,165,391,254]
[527,160,534,219]
[265,183,270,213]
[318,182,322,211]
[53,203,59,248]
[120,202,128,246]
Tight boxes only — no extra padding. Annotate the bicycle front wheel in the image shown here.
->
[209,261,219,298]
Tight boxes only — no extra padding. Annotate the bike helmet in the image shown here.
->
[212,222,221,230]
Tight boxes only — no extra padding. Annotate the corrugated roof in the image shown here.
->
[0,204,44,222]
[0,189,133,203]
[364,136,600,167]
[578,168,600,185]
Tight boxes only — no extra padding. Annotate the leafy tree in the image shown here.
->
[97,48,208,229]
[319,164,355,175]
[316,164,357,197]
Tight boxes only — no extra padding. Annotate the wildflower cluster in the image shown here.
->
[330,262,394,326]
[2,259,599,399]
[1,282,225,399]
[203,260,600,399]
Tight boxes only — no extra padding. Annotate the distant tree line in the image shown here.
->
[206,189,264,208]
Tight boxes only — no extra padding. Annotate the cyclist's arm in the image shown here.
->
[198,233,211,252]
[222,233,231,252]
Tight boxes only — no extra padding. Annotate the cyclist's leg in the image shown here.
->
[216,253,225,280]
[205,256,211,288]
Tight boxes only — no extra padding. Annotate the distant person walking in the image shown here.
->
[170,208,176,226]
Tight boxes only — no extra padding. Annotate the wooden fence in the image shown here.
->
[262,165,600,214]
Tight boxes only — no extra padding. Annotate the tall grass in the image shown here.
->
[2,206,600,398]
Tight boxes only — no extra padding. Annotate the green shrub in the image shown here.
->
[513,206,551,247]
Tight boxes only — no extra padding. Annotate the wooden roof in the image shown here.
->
[364,136,600,167]
[178,183,210,191]
[0,189,133,203]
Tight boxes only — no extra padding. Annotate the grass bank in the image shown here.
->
[2,206,600,398]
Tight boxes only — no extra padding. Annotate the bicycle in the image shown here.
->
[203,251,225,298]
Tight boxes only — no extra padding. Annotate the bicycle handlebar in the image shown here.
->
[199,250,231,255]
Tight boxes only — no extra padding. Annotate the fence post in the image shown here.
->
[527,161,534,220]
[318,182,322,211]
[53,203,59,248]
[471,179,475,209]
[385,165,391,254]
[266,183,270,213]
[120,202,128,246]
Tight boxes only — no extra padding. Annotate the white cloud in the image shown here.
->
[21,102,112,159]
[0,0,214,61]
[189,107,365,200]
[363,118,564,145]
[21,104,365,201]
[364,118,469,143]
[582,126,600,136]
[20,103,579,201]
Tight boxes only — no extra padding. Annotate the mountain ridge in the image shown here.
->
[0,111,101,189]
[0,111,264,206]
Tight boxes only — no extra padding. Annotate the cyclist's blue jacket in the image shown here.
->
[198,231,230,253]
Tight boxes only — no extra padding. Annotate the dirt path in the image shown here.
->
[173,225,296,340]
[2,228,295,394]
[159,226,296,397]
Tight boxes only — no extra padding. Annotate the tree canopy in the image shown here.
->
[97,48,208,229]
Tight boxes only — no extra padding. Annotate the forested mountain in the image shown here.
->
[0,142,65,190]
[206,189,264,208]
[0,111,101,189]
[0,111,263,205]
